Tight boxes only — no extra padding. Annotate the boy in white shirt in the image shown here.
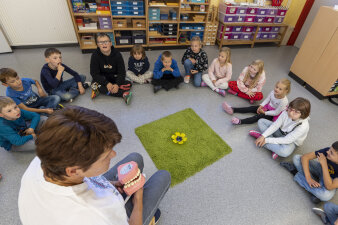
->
[18,106,170,225]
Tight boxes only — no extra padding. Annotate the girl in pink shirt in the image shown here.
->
[228,60,266,103]
[201,47,232,96]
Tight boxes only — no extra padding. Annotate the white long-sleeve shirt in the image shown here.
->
[260,91,288,116]
[262,111,310,146]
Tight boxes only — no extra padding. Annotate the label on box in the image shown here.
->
[197,27,201,30]
[137,24,142,27]
[116,2,122,4]
[120,40,129,44]
[118,11,122,14]
[118,24,123,27]
[134,12,139,15]
[117,6,122,9]
[135,39,144,44]
[133,7,138,10]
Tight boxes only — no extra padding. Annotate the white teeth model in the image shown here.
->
[124,169,142,188]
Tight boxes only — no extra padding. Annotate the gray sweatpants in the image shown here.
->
[103,152,171,225]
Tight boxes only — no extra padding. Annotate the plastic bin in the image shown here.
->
[268,33,278,39]
[257,8,268,15]
[233,26,242,32]
[277,9,287,16]
[271,26,281,32]
[237,6,247,14]
[225,6,238,14]
[255,15,265,23]
[256,32,269,39]
[115,31,132,45]
[243,26,255,32]
[266,8,277,16]
[246,7,258,15]
[220,12,238,23]
[230,32,241,40]
[241,33,252,40]
[237,15,246,22]
[259,26,272,32]
[265,16,275,23]
[244,15,255,23]
[274,16,285,23]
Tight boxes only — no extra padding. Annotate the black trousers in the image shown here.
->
[152,74,183,90]
[97,80,132,97]
[233,105,273,124]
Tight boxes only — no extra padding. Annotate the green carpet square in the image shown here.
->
[135,108,232,186]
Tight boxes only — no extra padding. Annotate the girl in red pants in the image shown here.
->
[228,60,266,104]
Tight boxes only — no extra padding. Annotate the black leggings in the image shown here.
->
[152,74,183,90]
[233,105,273,124]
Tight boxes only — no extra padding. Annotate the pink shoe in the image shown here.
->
[272,152,279,160]
[249,130,262,139]
[228,89,237,95]
[222,101,233,115]
[215,89,226,97]
[201,81,207,87]
[249,100,255,104]
[231,117,241,125]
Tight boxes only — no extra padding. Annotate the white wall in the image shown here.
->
[0,26,12,53]
[0,0,77,46]
[294,0,338,48]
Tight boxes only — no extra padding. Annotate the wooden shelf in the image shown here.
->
[148,43,179,46]
[81,45,97,49]
[112,15,146,18]
[149,35,177,38]
[78,29,114,33]
[180,29,204,32]
[148,5,179,8]
[217,39,253,45]
[179,20,206,23]
[219,21,288,27]
[114,27,146,30]
[180,11,207,14]
[115,44,147,48]
[181,2,209,5]
[149,20,178,23]
[74,13,102,16]
[254,39,281,43]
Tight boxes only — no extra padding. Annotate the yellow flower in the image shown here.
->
[171,132,187,144]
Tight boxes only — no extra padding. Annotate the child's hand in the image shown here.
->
[44,108,54,114]
[31,133,36,139]
[317,153,328,166]
[306,177,321,188]
[110,181,124,194]
[246,90,255,98]
[111,84,119,94]
[78,83,85,95]
[132,187,143,205]
[57,64,65,72]
[212,80,216,85]
[191,70,198,75]
[257,106,265,114]
[189,58,196,64]
[255,136,266,147]
[24,128,35,135]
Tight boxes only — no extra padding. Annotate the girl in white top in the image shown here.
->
[201,47,232,97]
[222,79,290,125]
[249,97,311,160]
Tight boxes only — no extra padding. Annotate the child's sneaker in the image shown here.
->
[272,152,278,160]
[280,162,298,176]
[55,104,64,110]
[215,89,226,97]
[83,82,91,89]
[69,99,73,103]
[228,89,237,95]
[312,208,328,224]
[123,91,132,105]
[249,100,255,104]
[120,83,131,91]
[222,101,233,115]
[249,130,262,139]
[184,75,190,84]
[146,78,152,84]
[91,82,101,99]
[231,117,241,125]
[200,81,207,87]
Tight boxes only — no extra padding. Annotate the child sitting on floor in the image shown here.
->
[201,47,232,97]
[222,78,290,125]
[1,68,61,115]
[0,96,46,152]
[181,36,208,87]
[41,48,87,102]
[152,51,183,93]
[126,44,153,84]
[228,60,266,104]
[250,97,311,160]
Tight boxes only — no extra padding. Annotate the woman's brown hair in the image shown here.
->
[289,97,311,119]
[36,106,122,181]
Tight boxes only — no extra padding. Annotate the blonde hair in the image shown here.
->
[219,47,231,64]
[277,78,291,95]
[243,60,264,89]
[0,96,15,112]
[190,36,202,46]
[130,44,146,60]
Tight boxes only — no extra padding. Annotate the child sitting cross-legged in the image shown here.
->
[181,36,208,87]
[126,44,153,84]
[0,96,46,152]
[1,68,61,115]
[251,97,311,160]
[152,51,183,93]
[201,47,232,97]
[228,60,266,104]
[222,79,290,125]
[41,48,88,102]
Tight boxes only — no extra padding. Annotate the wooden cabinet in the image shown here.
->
[289,6,338,98]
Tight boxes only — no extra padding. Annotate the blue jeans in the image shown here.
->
[27,95,61,109]
[257,119,296,157]
[103,153,171,225]
[183,59,202,87]
[51,75,86,101]
[324,202,338,225]
[293,154,336,201]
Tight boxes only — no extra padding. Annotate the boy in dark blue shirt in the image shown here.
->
[152,51,182,93]
[281,141,338,203]
[1,68,61,115]
[0,96,46,152]
[41,48,87,102]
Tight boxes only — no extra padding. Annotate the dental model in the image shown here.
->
[117,161,145,196]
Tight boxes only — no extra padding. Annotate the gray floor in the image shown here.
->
[0,45,337,225]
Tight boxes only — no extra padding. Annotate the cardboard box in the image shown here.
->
[132,19,146,28]
[113,19,127,28]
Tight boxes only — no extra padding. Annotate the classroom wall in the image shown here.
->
[295,0,338,48]
[0,0,77,46]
